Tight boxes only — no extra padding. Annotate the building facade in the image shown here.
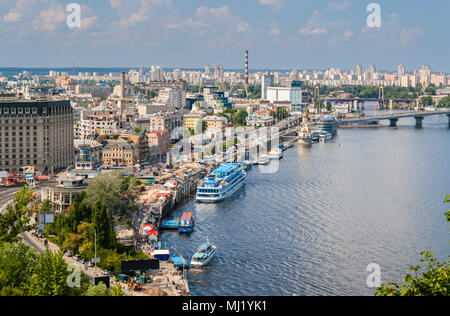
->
[0,98,74,174]
[102,139,138,167]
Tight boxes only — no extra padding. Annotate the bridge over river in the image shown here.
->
[338,110,450,128]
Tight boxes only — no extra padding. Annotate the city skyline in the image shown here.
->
[0,0,449,71]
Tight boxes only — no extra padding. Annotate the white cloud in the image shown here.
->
[268,28,281,37]
[328,0,351,11]
[3,11,21,22]
[298,10,329,36]
[31,5,66,32]
[259,0,285,11]
[298,10,354,48]
[360,13,426,48]
[196,6,231,18]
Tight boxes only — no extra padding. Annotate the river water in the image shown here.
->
[160,110,450,296]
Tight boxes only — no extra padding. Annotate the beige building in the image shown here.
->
[0,98,74,174]
[102,139,138,167]
[203,116,228,130]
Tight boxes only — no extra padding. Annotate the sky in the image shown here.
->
[0,0,449,72]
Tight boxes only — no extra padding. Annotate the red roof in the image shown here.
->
[181,212,192,219]
[147,230,158,237]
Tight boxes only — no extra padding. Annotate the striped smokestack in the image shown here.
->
[245,50,249,85]
[120,71,125,99]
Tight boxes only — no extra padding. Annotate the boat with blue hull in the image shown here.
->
[178,212,195,233]
[196,163,247,203]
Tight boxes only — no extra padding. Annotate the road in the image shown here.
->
[0,187,20,214]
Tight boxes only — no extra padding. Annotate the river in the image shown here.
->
[160,111,450,296]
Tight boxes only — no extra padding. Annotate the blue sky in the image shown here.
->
[0,0,449,72]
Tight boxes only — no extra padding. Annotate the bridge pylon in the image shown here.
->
[414,116,424,128]
[378,85,385,109]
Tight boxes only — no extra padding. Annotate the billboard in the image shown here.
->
[93,276,110,288]
[39,213,55,224]
[120,259,160,272]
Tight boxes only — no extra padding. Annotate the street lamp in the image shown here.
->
[87,225,97,268]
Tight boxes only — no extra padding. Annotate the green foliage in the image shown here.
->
[84,282,110,296]
[420,96,434,107]
[92,200,116,249]
[145,89,158,99]
[425,86,436,96]
[134,127,143,133]
[110,282,124,296]
[39,199,52,213]
[438,96,450,108]
[86,171,139,220]
[29,249,71,296]
[0,242,38,296]
[222,109,248,126]
[0,186,34,243]
[303,84,421,100]
[376,209,450,296]
[375,251,450,296]
[326,101,332,112]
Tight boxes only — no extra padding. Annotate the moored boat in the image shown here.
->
[196,163,247,203]
[268,148,283,159]
[258,154,270,165]
[178,212,194,233]
[319,131,332,142]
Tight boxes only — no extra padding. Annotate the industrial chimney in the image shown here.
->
[245,50,249,85]
[120,72,125,99]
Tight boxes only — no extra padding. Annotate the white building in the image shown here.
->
[154,88,186,109]
[266,87,302,106]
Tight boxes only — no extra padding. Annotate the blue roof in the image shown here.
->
[213,163,240,175]
[170,255,188,266]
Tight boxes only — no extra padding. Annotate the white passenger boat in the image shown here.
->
[196,163,247,203]
[191,241,216,268]
[319,131,332,142]
[257,154,270,165]
[268,148,283,159]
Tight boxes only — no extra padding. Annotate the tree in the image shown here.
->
[438,96,450,108]
[86,171,139,220]
[84,282,110,296]
[375,251,450,296]
[0,186,34,243]
[29,249,71,296]
[420,96,434,107]
[91,201,115,249]
[0,241,38,296]
[326,101,332,112]
[375,205,450,296]
[110,282,124,296]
